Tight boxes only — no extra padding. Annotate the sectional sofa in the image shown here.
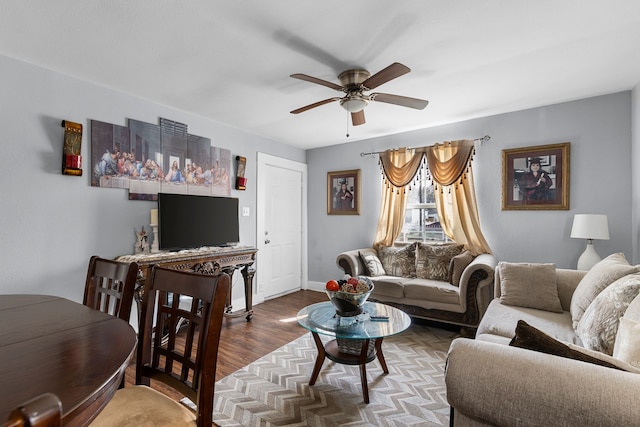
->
[445,254,640,426]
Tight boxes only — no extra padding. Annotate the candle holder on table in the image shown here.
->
[150,224,159,253]
[150,208,159,253]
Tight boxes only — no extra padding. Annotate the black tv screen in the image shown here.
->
[158,193,239,251]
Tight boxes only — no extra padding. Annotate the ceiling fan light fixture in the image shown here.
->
[340,97,369,113]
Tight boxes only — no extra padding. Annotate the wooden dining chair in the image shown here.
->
[83,256,139,322]
[3,393,62,427]
[90,266,230,427]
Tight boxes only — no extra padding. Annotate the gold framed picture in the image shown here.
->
[502,142,570,210]
[327,169,360,215]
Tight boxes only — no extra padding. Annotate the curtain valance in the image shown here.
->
[378,147,426,191]
[378,140,475,190]
[426,140,474,187]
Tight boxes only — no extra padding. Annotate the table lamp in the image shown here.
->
[570,214,609,270]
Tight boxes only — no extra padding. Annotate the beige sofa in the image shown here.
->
[336,243,497,328]
[445,255,640,426]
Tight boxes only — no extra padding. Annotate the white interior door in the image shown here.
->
[257,153,307,300]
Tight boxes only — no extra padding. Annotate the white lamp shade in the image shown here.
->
[570,214,610,240]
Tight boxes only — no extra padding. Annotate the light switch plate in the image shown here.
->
[242,207,250,217]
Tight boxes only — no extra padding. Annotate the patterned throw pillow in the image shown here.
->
[613,317,640,368]
[358,251,386,276]
[576,273,640,355]
[377,244,417,277]
[415,243,464,281]
[570,253,639,329]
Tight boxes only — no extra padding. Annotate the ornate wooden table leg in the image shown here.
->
[221,263,254,321]
[309,332,326,386]
[241,264,255,321]
[222,266,236,315]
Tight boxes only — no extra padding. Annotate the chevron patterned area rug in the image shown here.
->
[210,322,459,426]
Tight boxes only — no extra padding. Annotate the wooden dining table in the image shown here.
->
[0,294,137,426]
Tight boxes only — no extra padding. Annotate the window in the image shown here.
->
[396,163,448,243]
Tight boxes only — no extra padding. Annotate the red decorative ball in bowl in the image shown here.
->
[325,276,374,317]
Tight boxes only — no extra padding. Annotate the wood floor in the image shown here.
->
[124,289,327,397]
[216,289,326,378]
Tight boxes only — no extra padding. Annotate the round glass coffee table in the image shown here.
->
[297,301,411,403]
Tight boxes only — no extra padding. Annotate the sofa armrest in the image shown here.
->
[446,338,640,426]
[459,254,497,292]
[336,248,377,277]
[456,254,497,318]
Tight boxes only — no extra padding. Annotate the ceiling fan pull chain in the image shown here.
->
[346,111,350,138]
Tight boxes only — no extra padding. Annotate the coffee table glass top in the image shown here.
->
[297,301,411,339]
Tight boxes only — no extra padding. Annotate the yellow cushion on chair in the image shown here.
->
[90,385,196,427]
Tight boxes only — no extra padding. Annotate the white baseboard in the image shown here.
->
[306,281,326,292]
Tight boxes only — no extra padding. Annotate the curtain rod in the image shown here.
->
[359,135,491,157]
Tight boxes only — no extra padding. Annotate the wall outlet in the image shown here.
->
[242,207,250,217]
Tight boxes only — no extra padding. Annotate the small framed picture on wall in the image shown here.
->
[327,169,360,215]
[502,142,570,210]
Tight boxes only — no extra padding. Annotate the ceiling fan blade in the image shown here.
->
[362,62,410,90]
[290,97,339,114]
[290,73,344,91]
[371,93,429,110]
[351,110,365,126]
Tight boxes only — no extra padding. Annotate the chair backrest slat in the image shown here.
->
[83,256,138,322]
[136,266,230,427]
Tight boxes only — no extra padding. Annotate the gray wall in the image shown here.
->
[0,55,305,305]
[2,53,637,304]
[307,92,633,282]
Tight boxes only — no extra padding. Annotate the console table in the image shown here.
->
[117,246,257,321]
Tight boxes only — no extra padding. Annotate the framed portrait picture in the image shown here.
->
[502,142,570,210]
[327,169,360,215]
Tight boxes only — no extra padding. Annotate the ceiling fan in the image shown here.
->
[290,62,428,126]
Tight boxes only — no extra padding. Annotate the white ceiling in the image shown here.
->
[2,1,640,149]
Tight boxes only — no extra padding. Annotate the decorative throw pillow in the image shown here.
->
[613,317,640,368]
[499,262,563,313]
[509,320,634,371]
[358,251,386,277]
[570,253,639,329]
[623,291,640,322]
[449,250,475,286]
[576,273,640,355]
[415,243,464,281]
[377,243,416,277]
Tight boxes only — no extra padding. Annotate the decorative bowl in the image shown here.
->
[325,276,374,317]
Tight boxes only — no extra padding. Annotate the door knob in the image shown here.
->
[265,239,271,244]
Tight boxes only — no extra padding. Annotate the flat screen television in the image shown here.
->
[158,193,239,251]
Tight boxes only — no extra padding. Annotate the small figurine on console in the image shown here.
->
[134,226,150,254]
